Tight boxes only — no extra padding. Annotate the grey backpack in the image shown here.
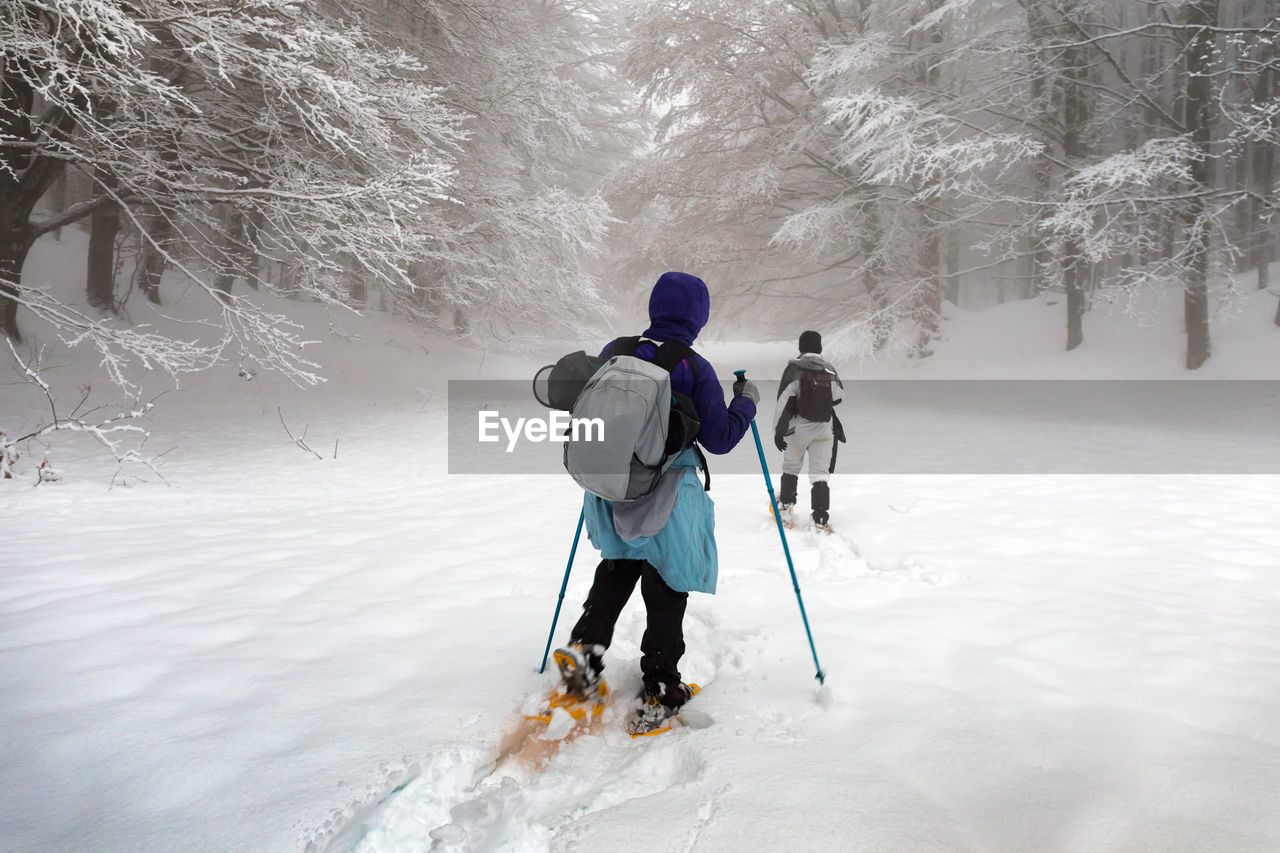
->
[560,337,704,502]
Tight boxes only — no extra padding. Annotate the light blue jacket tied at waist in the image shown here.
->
[582,447,717,594]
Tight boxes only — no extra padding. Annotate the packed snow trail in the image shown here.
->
[321,642,722,852]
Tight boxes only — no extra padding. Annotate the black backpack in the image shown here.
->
[795,368,834,422]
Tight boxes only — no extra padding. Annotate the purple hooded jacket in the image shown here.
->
[598,272,756,454]
[583,272,754,593]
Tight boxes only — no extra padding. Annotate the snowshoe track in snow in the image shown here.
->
[313,710,710,852]
[313,612,730,852]
[767,516,956,588]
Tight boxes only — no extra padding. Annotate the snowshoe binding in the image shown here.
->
[554,643,604,699]
[770,501,797,530]
[532,643,609,723]
[531,680,610,723]
[811,508,832,534]
[627,683,700,737]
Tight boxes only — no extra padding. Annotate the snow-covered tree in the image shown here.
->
[621,0,1278,364]
[617,0,872,341]
[810,0,1045,353]
[2,0,463,384]
[361,0,642,341]
[1030,0,1279,365]
[620,0,1041,353]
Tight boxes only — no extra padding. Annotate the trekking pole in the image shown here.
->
[539,507,585,673]
[735,370,826,685]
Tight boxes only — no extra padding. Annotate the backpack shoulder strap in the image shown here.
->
[610,336,642,358]
[654,341,710,490]
[693,444,710,492]
[651,341,698,380]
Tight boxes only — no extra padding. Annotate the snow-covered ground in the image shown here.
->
[3,238,1280,851]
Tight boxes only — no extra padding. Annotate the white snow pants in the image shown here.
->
[781,417,833,483]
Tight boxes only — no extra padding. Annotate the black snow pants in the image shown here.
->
[569,558,688,697]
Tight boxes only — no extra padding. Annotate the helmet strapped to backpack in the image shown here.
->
[533,351,601,411]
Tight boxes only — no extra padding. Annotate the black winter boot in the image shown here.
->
[640,680,693,710]
[628,681,694,736]
[811,481,830,526]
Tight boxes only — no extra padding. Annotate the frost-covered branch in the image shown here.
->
[4,282,222,390]
[3,339,167,485]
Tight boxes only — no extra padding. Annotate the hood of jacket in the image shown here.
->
[787,353,836,373]
[642,272,710,346]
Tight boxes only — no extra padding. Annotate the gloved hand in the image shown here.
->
[732,377,760,404]
[774,431,787,452]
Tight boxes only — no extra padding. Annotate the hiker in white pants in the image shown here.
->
[773,330,845,530]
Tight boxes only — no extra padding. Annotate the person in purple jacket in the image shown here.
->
[553,272,758,734]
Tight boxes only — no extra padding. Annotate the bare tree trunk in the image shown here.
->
[86,178,120,311]
[1,62,57,341]
[1062,31,1088,351]
[1182,0,1218,370]
[1252,68,1275,292]
[50,170,68,242]
[914,0,943,356]
[137,206,172,305]
[241,210,263,291]
[1031,156,1052,297]
[1138,24,1161,271]
[1254,145,1274,293]
[0,218,33,342]
[916,209,942,355]
[1063,239,1085,350]
[944,224,961,306]
[1026,1,1056,299]
[347,256,367,305]
[859,200,891,351]
[1117,4,1140,279]
[213,207,246,297]
[278,263,296,296]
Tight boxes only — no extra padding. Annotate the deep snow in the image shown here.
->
[3,234,1280,852]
